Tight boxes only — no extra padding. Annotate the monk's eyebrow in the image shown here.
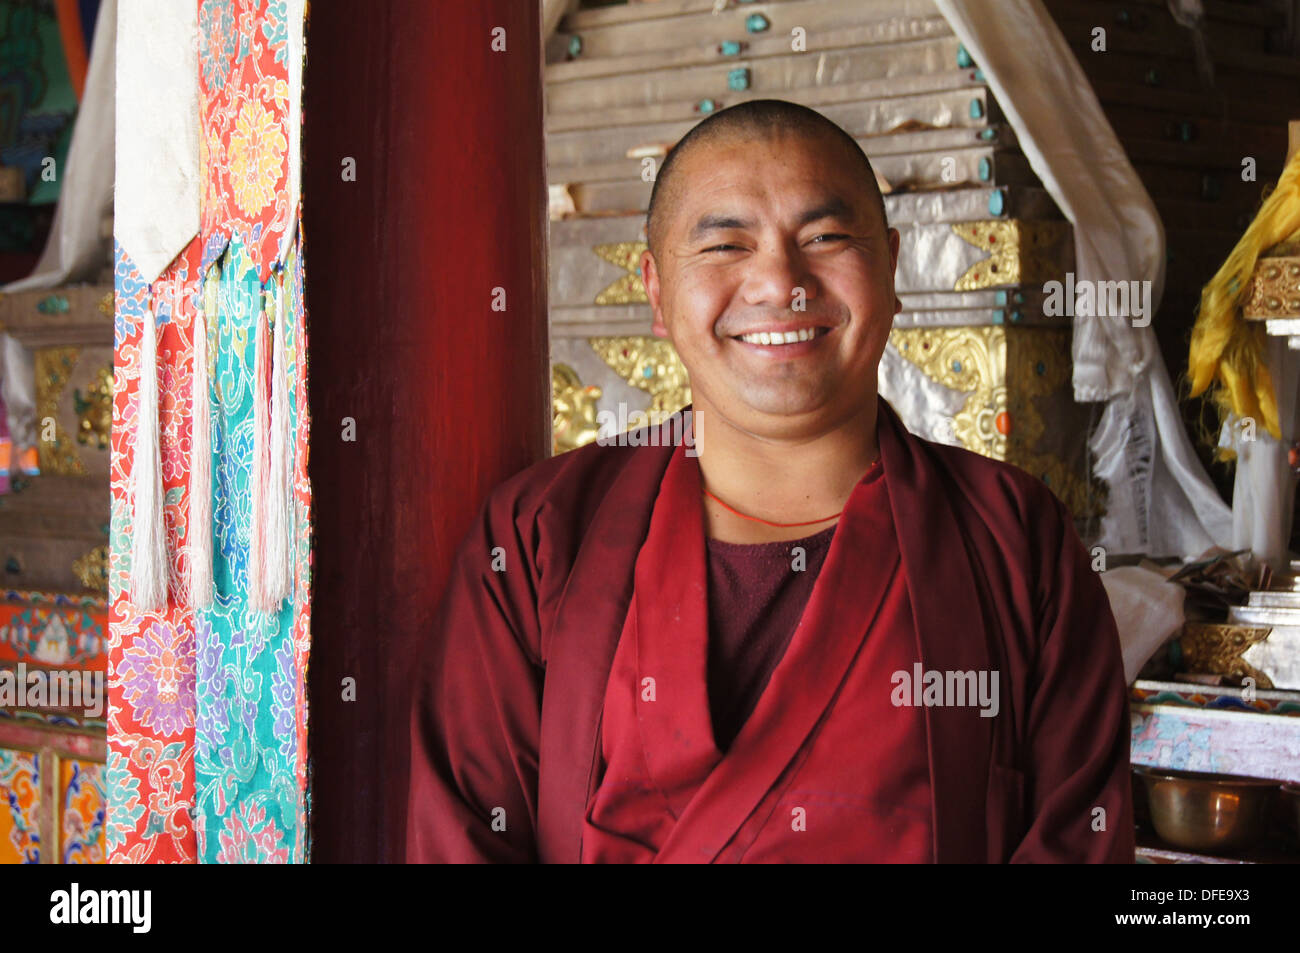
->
[687,197,858,242]
[689,213,753,241]
[798,196,855,226]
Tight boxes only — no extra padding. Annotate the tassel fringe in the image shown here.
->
[248,286,271,614]
[188,267,217,608]
[266,266,291,608]
[130,289,168,611]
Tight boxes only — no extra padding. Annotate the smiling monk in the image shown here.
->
[407,99,1134,864]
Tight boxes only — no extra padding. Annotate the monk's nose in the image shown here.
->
[741,242,816,310]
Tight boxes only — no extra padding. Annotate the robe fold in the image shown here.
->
[407,399,1135,863]
[582,451,931,862]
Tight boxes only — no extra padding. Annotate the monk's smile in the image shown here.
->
[641,127,900,435]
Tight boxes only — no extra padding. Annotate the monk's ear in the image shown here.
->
[642,249,669,338]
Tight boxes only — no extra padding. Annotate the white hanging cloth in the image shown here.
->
[934,0,1231,558]
[114,0,199,282]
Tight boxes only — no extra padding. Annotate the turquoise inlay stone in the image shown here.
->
[1035,361,1046,375]
[568,35,582,57]
[992,309,1005,325]
[974,68,985,82]
[978,156,992,181]
[4,557,18,574]
[1178,120,1195,142]
[1167,639,1183,668]
[721,40,742,56]
[728,67,751,91]
[1144,67,1160,86]
[969,98,984,120]
[698,98,716,114]
[994,290,1008,306]
[745,13,770,32]
[37,294,70,314]
[635,266,641,276]
[952,360,962,373]
[988,190,1005,215]
[643,366,654,379]
[1010,310,1023,323]
[957,44,973,68]
[1042,473,1051,486]
[978,127,996,140]
[1013,291,1024,304]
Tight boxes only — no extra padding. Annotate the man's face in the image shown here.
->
[643,130,901,439]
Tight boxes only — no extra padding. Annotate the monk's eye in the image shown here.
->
[809,233,850,244]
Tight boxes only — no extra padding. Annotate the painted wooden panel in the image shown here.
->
[1131,705,1300,784]
[0,748,40,863]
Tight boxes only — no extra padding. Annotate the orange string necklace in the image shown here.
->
[701,458,879,528]
[702,488,841,527]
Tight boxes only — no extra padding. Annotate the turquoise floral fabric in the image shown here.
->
[193,233,305,863]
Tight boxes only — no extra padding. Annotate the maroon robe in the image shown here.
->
[582,451,931,862]
[407,399,1135,863]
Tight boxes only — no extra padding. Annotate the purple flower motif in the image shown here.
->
[117,620,196,736]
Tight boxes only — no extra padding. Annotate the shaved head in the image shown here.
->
[645,99,888,256]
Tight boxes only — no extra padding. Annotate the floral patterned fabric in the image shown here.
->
[108,0,308,863]
[199,0,295,284]
[194,232,309,864]
[108,239,202,863]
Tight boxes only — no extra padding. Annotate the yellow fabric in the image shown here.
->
[1188,149,1300,452]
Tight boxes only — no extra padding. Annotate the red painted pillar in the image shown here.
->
[303,2,549,862]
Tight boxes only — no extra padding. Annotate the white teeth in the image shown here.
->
[738,328,822,345]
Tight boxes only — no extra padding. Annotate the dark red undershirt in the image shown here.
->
[704,522,837,751]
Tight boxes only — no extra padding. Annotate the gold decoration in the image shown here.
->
[951,220,1071,291]
[890,326,1099,517]
[592,242,648,305]
[552,363,603,454]
[34,347,87,477]
[590,336,691,420]
[1179,622,1274,689]
[74,364,113,451]
[71,545,109,595]
[98,292,114,317]
[1243,255,1300,319]
[891,327,1009,456]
